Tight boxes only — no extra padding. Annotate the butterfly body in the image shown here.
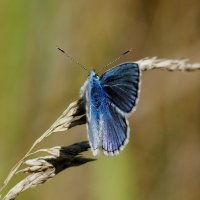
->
[88,70,106,109]
[80,63,140,156]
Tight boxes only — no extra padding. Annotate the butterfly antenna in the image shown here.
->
[57,47,88,71]
[98,48,132,74]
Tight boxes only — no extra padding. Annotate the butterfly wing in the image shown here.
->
[87,101,102,156]
[100,63,140,114]
[100,101,129,155]
[87,95,129,156]
[81,83,101,155]
[82,72,130,156]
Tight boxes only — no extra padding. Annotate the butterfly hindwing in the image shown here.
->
[100,63,140,114]
[100,101,129,155]
[87,94,129,155]
[87,101,101,155]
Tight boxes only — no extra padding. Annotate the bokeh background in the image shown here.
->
[0,0,200,199]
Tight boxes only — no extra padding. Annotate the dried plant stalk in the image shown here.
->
[0,99,86,194]
[0,57,200,200]
[3,142,94,200]
[136,57,200,71]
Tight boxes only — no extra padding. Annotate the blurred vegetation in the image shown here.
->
[0,0,200,200]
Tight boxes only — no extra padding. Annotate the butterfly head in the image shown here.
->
[89,70,99,79]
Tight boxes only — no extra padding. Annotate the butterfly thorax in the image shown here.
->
[88,70,106,109]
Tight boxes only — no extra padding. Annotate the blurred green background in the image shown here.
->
[0,0,200,199]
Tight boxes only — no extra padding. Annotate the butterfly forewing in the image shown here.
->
[100,63,140,114]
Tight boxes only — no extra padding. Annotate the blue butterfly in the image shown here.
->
[80,63,141,156]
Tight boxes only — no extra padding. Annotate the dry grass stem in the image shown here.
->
[3,142,94,200]
[0,57,199,199]
[0,99,86,195]
[137,57,200,71]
